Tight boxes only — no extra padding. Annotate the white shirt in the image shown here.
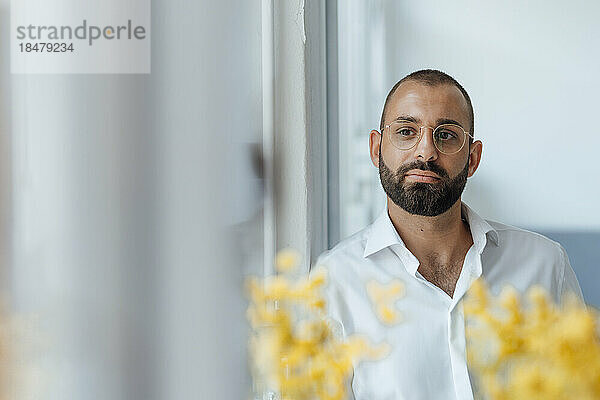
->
[315,202,583,400]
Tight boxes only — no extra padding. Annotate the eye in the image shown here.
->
[436,129,458,140]
[392,126,418,137]
[398,128,417,137]
[389,121,419,139]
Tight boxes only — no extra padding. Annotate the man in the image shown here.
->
[315,69,583,400]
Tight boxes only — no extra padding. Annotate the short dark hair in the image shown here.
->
[379,69,474,143]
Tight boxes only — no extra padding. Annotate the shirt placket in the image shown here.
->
[390,220,488,400]
[448,243,484,400]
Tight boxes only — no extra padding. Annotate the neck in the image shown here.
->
[387,198,472,262]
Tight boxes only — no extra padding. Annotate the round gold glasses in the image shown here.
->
[383,120,473,155]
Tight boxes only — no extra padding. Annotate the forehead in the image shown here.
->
[386,81,470,127]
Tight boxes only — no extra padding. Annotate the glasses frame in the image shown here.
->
[383,119,474,155]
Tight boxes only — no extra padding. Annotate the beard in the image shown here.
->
[378,148,469,217]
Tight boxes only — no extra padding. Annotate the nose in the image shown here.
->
[414,126,439,162]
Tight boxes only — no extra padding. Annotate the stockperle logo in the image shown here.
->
[11,0,151,74]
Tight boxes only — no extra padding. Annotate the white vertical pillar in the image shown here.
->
[273,0,310,270]
[262,0,276,276]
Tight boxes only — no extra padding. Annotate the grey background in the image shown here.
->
[541,231,600,307]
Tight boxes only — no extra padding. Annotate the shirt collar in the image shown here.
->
[461,202,500,250]
[363,201,500,259]
[363,205,406,258]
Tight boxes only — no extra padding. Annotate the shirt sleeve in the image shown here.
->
[558,244,585,305]
[313,254,353,337]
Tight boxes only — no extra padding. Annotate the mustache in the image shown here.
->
[395,161,449,179]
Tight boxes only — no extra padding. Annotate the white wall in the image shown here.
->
[153,1,262,399]
[336,0,600,236]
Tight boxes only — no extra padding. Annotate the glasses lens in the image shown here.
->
[387,121,421,150]
[434,124,465,154]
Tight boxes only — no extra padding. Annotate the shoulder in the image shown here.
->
[486,219,566,261]
[488,219,562,246]
[483,219,583,304]
[313,225,373,285]
[316,227,370,268]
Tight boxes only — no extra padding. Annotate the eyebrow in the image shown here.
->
[392,115,465,129]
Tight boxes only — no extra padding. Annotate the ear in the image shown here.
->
[467,140,483,177]
[369,130,382,168]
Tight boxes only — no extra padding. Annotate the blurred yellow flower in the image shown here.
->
[464,279,600,400]
[246,252,390,400]
[366,279,404,325]
[275,248,301,273]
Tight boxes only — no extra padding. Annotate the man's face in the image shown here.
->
[371,81,482,217]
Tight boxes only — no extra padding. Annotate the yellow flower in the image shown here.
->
[366,279,404,325]
[464,278,600,400]
[246,250,391,400]
[275,248,301,273]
